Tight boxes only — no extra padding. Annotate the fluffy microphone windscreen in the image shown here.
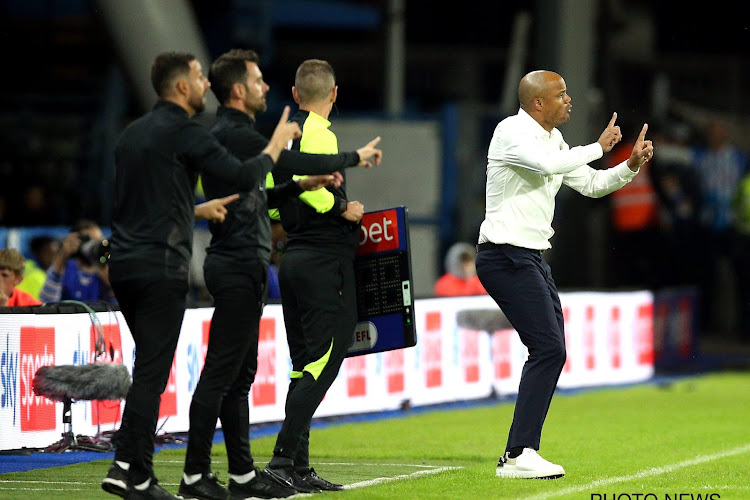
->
[455,308,513,333]
[33,363,131,401]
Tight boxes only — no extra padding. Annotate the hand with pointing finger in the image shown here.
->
[195,193,240,222]
[627,123,654,171]
[597,112,622,153]
[356,136,383,168]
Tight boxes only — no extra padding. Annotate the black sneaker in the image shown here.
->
[178,473,229,500]
[125,480,182,499]
[102,462,130,498]
[298,468,344,491]
[228,469,298,499]
[264,466,321,494]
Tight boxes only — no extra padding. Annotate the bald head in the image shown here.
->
[517,70,571,131]
[518,70,561,109]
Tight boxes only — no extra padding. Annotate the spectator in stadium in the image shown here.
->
[648,122,701,287]
[100,51,302,500]
[434,241,487,297]
[17,235,60,300]
[178,48,379,500]
[475,70,653,479]
[264,59,380,493]
[691,118,748,335]
[0,248,42,307]
[38,219,117,306]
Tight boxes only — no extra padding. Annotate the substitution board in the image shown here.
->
[346,206,417,357]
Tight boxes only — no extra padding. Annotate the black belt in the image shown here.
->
[476,242,544,256]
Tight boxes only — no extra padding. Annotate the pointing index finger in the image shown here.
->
[220,193,240,205]
[638,123,648,142]
[608,112,618,128]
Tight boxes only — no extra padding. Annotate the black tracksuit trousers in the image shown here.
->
[110,277,188,485]
[270,247,357,467]
[183,257,266,476]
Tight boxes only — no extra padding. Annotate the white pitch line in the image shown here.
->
[154,459,444,468]
[0,480,90,485]
[344,466,461,489]
[522,443,750,500]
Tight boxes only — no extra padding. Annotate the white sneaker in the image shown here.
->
[495,448,565,479]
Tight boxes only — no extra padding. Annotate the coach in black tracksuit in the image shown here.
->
[264,59,380,492]
[102,52,300,500]
[178,49,380,500]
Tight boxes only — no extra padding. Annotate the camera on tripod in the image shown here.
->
[75,233,111,266]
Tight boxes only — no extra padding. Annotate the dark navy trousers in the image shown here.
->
[475,243,566,451]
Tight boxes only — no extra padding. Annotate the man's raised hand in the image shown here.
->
[356,136,383,168]
[627,124,654,171]
[597,112,623,153]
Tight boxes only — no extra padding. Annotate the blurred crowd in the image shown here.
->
[604,117,749,342]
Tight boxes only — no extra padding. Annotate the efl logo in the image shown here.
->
[90,324,124,425]
[349,322,377,353]
[492,329,512,379]
[384,349,405,394]
[461,329,480,383]
[345,356,366,397]
[159,356,177,418]
[21,327,56,432]
[253,318,276,407]
[423,312,442,388]
[358,209,399,255]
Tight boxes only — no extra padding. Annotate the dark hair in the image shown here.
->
[294,59,336,103]
[151,51,196,98]
[208,49,260,105]
[30,235,57,255]
[71,218,99,234]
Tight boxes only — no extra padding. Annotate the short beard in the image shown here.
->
[192,98,206,114]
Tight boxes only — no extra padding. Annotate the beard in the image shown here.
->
[192,96,206,114]
[247,97,267,116]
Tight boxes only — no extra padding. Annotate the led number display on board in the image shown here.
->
[348,206,417,357]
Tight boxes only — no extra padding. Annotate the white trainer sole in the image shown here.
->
[496,467,565,479]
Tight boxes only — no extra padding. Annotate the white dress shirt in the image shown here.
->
[478,108,639,250]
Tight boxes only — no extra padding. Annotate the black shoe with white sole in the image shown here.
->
[102,462,130,498]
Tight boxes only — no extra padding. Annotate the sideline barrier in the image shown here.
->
[0,291,654,452]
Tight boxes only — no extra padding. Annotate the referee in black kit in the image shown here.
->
[475,70,653,479]
[101,51,301,500]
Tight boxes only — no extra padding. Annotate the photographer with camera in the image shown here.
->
[39,218,117,305]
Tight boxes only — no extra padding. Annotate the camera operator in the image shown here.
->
[39,218,117,305]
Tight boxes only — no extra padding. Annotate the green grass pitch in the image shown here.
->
[1,372,748,499]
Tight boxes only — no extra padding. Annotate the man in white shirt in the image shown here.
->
[476,70,653,479]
